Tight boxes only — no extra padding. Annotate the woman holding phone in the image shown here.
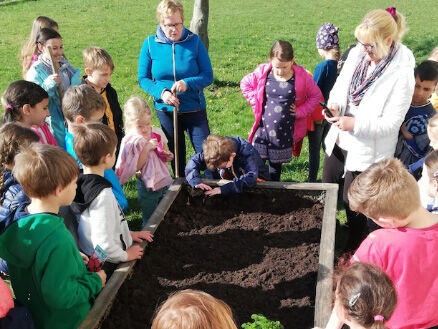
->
[322,7,415,251]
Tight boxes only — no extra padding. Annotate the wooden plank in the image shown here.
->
[314,185,338,327]
[77,178,184,329]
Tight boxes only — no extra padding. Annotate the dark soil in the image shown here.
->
[101,187,324,329]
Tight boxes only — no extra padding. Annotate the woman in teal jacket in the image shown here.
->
[138,0,213,176]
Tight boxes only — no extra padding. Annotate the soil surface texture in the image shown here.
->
[101,186,324,329]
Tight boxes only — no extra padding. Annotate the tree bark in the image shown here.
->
[189,0,209,51]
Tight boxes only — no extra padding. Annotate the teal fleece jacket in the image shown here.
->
[0,211,102,329]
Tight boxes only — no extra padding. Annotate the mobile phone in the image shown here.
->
[319,100,334,118]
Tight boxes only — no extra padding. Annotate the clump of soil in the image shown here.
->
[101,187,324,329]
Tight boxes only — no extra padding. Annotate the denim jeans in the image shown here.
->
[137,180,169,227]
[308,120,330,182]
[156,110,211,177]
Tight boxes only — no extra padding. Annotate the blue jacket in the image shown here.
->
[64,129,128,211]
[0,170,30,234]
[185,137,269,195]
[138,26,213,113]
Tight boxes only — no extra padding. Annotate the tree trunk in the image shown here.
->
[189,0,209,51]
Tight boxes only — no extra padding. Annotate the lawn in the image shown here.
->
[0,0,437,226]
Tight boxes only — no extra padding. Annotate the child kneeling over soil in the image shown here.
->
[348,158,438,328]
[71,123,153,278]
[0,144,105,329]
[185,135,269,196]
[152,289,238,329]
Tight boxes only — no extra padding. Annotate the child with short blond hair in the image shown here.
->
[0,143,105,329]
[115,97,172,226]
[82,46,124,155]
[348,158,438,329]
[62,84,128,210]
[185,135,269,196]
[152,289,238,329]
[72,123,153,277]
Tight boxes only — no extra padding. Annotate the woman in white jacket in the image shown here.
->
[322,7,415,251]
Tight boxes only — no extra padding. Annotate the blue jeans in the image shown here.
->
[308,121,330,182]
[156,110,211,177]
[137,180,169,227]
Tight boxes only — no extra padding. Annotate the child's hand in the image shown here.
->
[146,138,158,151]
[401,122,413,140]
[130,231,154,243]
[195,183,212,191]
[126,245,144,261]
[289,104,296,116]
[80,252,89,264]
[97,270,107,288]
[205,187,221,196]
[49,74,61,84]
[166,152,174,162]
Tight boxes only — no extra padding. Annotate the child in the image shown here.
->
[26,27,81,147]
[151,289,238,329]
[308,23,340,182]
[0,144,106,329]
[0,123,40,274]
[20,16,58,78]
[71,123,153,277]
[2,80,57,145]
[429,46,438,110]
[62,84,128,210]
[316,262,397,329]
[185,135,269,195]
[82,46,124,156]
[241,40,321,181]
[418,150,438,212]
[395,60,438,168]
[115,97,173,227]
[348,158,438,329]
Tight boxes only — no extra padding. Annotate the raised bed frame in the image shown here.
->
[78,179,338,329]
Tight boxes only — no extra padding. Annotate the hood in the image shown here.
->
[0,208,63,268]
[155,25,192,44]
[70,174,112,214]
[0,170,31,234]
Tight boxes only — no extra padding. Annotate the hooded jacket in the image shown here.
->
[71,174,132,262]
[0,208,102,329]
[185,137,269,195]
[138,26,213,113]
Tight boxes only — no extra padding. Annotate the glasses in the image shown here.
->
[162,22,183,30]
[356,38,376,53]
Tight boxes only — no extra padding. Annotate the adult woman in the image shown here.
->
[322,7,415,251]
[138,0,213,176]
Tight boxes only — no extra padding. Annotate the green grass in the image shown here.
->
[0,0,437,225]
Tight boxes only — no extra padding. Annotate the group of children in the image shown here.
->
[0,7,438,329]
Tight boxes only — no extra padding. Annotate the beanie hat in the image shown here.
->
[316,23,339,49]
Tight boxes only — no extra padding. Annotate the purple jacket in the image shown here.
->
[241,63,322,144]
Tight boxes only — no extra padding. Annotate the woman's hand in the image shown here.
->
[171,80,188,93]
[333,116,355,131]
[49,74,61,84]
[162,90,180,107]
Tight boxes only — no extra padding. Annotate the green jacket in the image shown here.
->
[0,211,102,329]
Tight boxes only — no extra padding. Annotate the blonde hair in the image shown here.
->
[13,144,78,198]
[348,158,420,220]
[156,0,184,23]
[82,46,114,71]
[20,16,58,78]
[355,9,407,59]
[202,135,235,171]
[429,46,438,62]
[152,289,238,329]
[319,47,341,61]
[123,96,151,132]
[424,150,438,183]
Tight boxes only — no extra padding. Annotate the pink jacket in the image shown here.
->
[31,123,57,146]
[241,63,322,145]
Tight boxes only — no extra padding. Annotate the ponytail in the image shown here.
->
[393,11,407,43]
